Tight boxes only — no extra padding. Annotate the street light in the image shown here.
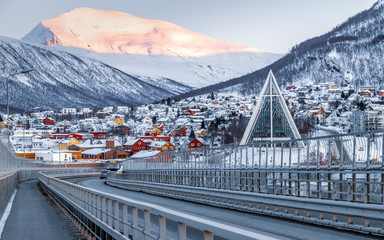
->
[6,68,34,119]
[3,68,34,146]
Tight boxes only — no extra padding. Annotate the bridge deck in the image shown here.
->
[1,180,81,240]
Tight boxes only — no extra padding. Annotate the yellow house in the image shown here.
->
[114,117,124,124]
[150,141,175,152]
[330,85,339,89]
[151,128,162,135]
[59,138,80,150]
[197,129,207,137]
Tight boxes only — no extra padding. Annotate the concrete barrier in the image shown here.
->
[0,171,18,217]
[0,168,102,219]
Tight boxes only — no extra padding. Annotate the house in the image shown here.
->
[81,148,112,160]
[169,126,187,137]
[81,141,128,160]
[72,133,90,141]
[183,109,201,116]
[62,108,77,114]
[91,132,108,139]
[188,138,208,149]
[49,132,71,139]
[42,117,55,125]
[68,140,105,152]
[139,134,171,142]
[35,152,73,163]
[59,138,80,150]
[149,140,175,152]
[114,117,124,125]
[126,150,172,163]
[123,138,150,156]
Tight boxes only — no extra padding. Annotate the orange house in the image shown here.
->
[150,141,175,152]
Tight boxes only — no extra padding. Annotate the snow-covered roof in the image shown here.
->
[130,150,162,159]
[124,138,140,146]
[82,148,111,155]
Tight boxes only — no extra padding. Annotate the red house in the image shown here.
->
[123,138,150,156]
[188,138,208,149]
[183,109,201,116]
[91,132,108,139]
[49,132,71,139]
[139,134,171,142]
[43,117,55,125]
[169,126,187,137]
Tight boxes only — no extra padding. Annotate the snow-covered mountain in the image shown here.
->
[0,36,192,111]
[22,8,282,88]
[178,0,384,97]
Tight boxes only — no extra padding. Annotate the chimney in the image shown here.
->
[106,140,114,149]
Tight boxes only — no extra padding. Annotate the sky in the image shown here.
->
[0,0,377,53]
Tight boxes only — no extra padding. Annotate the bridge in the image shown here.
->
[1,130,384,239]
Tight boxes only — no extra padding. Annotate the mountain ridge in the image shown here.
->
[22,8,282,88]
[174,0,384,98]
[22,7,262,57]
[0,36,192,111]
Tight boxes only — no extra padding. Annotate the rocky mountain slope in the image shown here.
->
[0,36,192,111]
[176,0,384,98]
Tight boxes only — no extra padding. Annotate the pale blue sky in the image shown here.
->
[0,0,377,53]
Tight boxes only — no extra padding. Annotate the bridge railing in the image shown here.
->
[39,171,267,240]
[114,130,384,204]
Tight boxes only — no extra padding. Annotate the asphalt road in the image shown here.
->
[1,180,82,240]
[68,177,380,240]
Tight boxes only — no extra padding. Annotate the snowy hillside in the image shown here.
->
[22,8,282,88]
[0,37,192,111]
[177,0,384,97]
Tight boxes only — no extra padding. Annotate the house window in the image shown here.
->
[170,147,173,150]
[197,143,201,146]
[141,147,145,149]
[162,147,167,150]
[191,143,194,146]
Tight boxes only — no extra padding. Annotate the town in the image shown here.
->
[1,81,383,164]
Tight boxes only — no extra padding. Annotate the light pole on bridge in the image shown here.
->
[2,68,34,146]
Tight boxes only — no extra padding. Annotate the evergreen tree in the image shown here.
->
[201,121,205,129]
[189,128,196,141]
[357,101,367,111]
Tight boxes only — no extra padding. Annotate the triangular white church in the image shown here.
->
[240,70,301,145]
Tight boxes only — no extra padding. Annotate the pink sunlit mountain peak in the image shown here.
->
[23,7,263,57]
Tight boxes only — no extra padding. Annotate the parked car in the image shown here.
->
[100,170,110,179]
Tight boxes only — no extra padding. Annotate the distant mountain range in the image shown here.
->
[174,0,384,98]
[0,36,191,111]
[22,8,281,88]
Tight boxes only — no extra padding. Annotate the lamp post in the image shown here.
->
[4,68,34,146]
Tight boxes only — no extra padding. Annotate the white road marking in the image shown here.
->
[0,189,17,238]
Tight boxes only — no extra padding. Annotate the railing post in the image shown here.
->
[139,209,149,240]
[159,215,167,240]
[204,231,214,240]
[102,197,106,223]
[107,198,113,227]
[122,204,129,238]
[96,195,101,219]
[132,207,139,240]
[178,222,187,240]
[114,200,119,230]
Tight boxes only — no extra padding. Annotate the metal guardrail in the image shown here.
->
[116,130,384,204]
[39,171,276,240]
[122,130,384,171]
[107,178,384,236]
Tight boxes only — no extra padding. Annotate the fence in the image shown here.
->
[39,171,267,240]
[115,130,384,204]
